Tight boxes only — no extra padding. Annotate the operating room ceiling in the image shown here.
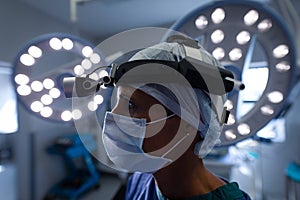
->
[17,0,212,39]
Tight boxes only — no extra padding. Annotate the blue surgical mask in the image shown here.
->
[102,111,186,173]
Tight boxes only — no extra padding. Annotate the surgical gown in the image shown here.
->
[125,172,252,200]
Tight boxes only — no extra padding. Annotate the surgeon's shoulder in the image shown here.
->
[125,172,155,199]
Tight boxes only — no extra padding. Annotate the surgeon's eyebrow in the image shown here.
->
[119,93,139,106]
[119,93,131,102]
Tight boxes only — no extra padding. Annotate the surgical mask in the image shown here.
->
[102,111,188,173]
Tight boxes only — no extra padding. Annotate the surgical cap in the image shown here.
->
[128,41,224,158]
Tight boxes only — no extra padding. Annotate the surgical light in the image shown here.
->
[170,0,297,145]
[13,33,104,123]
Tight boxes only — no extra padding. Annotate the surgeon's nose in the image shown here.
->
[111,103,129,117]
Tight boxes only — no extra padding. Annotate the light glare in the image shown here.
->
[31,81,44,92]
[40,106,53,118]
[94,95,104,104]
[61,110,72,121]
[49,37,62,50]
[273,44,289,58]
[229,48,242,61]
[236,31,251,45]
[260,105,274,115]
[41,94,53,105]
[30,101,43,112]
[225,130,237,140]
[82,46,93,57]
[99,70,108,78]
[43,78,55,89]
[28,46,42,58]
[88,101,98,111]
[244,10,259,26]
[224,100,233,110]
[49,88,61,98]
[15,74,30,85]
[268,91,283,103]
[17,85,31,96]
[237,123,251,135]
[212,47,225,60]
[20,54,35,66]
[90,53,101,64]
[211,29,224,44]
[62,38,74,50]
[72,109,82,120]
[89,73,99,81]
[257,19,272,32]
[276,61,290,72]
[195,15,208,29]
[211,8,225,24]
[81,59,92,70]
[74,65,85,76]
[227,114,236,125]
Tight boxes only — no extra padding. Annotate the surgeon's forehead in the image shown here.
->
[117,85,160,104]
[117,85,136,98]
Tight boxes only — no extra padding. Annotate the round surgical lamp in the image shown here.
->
[13,33,105,123]
[170,0,297,146]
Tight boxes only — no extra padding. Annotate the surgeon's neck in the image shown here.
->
[153,149,226,199]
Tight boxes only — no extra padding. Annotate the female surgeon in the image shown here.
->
[101,35,252,200]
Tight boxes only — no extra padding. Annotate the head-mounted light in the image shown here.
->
[63,58,244,98]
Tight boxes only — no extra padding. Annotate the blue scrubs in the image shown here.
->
[125,172,252,200]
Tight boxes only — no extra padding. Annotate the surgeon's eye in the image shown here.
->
[128,100,137,111]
